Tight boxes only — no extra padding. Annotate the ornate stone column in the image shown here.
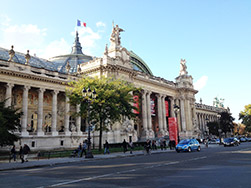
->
[157,94,164,136]
[162,95,167,133]
[169,97,175,117]
[146,91,154,138]
[141,90,148,138]
[64,96,71,136]
[37,88,45,136]
[51,90,59,136]
[180,99,186,132]
[76,104,82,135]
[21,85,30,136]
[5,83,14,107]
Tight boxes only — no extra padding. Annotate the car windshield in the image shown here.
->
[179,139,190,144]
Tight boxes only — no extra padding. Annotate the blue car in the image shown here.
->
[176,139,201,153]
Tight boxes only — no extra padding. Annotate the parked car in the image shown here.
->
[208,139,218,144]
[176,139,201,153]
[223,137,239,147]
[240,137,247,142]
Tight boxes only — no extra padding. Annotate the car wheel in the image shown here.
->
[188,147,191,152]
[176,149,180,153]
[197,146,201,152]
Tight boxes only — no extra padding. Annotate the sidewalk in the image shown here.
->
[0,144,213,171]
[0,149,173,171]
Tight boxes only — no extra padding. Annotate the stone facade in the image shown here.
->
[0,24,228,150]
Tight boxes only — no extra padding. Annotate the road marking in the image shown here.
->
[36,156,207,188]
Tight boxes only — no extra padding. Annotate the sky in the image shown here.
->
[0,0,250,122]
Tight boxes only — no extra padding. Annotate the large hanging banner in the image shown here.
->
[165,101,169,117]
[151,98,156,116]
[168,117,178,145]
[133,95,140,114]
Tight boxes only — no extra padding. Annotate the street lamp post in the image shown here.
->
[174,104,180,142]
[82,87,96,158]
[217,114,222,145]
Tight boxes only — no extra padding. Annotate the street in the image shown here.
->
[0,143,251,188]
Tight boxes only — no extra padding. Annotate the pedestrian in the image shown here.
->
[9,145,16,163]
[145,139,151,154]
[122,139,127,153]
[129,140,134,154]
[77,143,82,157]
[19,146,24,163]
[160,139,164,150]
[104,140,110,154]
[163,139,167,150]
[81,140,87,157]
[23,144,30,162]
[152,140,157,150]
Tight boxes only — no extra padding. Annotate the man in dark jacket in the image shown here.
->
[122,139,127,153]
[23,144,30,162]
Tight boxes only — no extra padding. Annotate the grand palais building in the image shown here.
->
[0,25,228,150]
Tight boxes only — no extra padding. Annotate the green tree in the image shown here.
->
[239,104,251,132]
[0,100,22,147]
[207,121,219,136]
[219,111,235,134]
[67,76,140,151]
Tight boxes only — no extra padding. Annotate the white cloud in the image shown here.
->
[96,21,106,28]
[194,76,208,90]
[43,38,71,59]
[0,15,104,59]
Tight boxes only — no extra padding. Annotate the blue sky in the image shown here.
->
[0,0,250,121]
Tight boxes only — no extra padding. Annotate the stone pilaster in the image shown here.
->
[76,104,82,135]
[5,83,14,107]
[141,90,149,138]
[180,99,186,132]
[146,91,154,138]
[37,88,45,136]
[51,90,59,136]
[170,97,175,117]
[162,95,168,134]
[21,85,30,136]
[157,93,164,137]
[64,96,71,136]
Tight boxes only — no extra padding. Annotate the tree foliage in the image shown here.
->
[0,100,22,147]
[219,111,235,134]
[239,104,251,132]
[207,121,219,136]
[67,76,140,150]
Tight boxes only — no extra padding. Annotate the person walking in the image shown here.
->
[9,145,16,163]
[23,144,30,162]
[129,140,134,154]
[104,140,110,154]
[81,140,87,157]
[77,143,82,157]
[122,139,127,153]
[19,146,24,163]
[145,139,151,155]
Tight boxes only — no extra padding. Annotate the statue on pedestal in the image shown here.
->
[179,59,188,76]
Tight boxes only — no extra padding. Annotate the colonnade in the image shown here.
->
[3,82,82,137]
[141,90,176,139]
[196,112,220,137]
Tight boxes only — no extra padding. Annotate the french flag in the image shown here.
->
[77,19,86,27]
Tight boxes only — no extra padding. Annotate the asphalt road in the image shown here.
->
[1,143,251,188]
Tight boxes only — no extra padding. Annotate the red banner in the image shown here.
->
[133,95,140,114]
[168,117,178,145]
[165,101,169,117]
[151,98,155,116]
